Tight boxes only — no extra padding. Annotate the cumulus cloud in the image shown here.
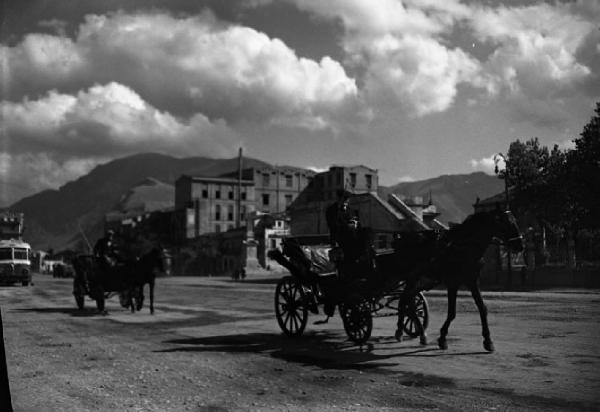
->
[0,152,103,207]
[3,11,357,130]
[277,0,488,117]
[397,175,416,183]
[2,82,238,158]
[470,154,503,175]
[363,34,483,116]
[273,0,597,120]
[470,3,594,98]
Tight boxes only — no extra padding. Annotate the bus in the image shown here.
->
[0,239,32,286]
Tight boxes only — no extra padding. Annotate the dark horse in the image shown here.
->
[122,247,167,314]
[394,209,523,352]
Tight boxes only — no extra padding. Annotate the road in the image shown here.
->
[1,273,599,411]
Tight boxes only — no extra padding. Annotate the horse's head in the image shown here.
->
[490,210,523,253]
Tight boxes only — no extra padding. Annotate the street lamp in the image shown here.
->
[494,152,512,288]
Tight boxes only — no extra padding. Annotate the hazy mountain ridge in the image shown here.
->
[379,172,505,224]
[9,153,503,251]
[10,153,270,250]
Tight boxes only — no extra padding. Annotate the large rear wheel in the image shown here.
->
[275,276,308,337]
[402,292,429,338]
[341,301,373,345]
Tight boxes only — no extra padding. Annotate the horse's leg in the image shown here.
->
[149,280,155,315]
[470,284,494,352]
[438,285,458,350]
[396,281,426,345]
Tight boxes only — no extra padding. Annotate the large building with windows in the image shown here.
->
[222,166,316,214]
[175,175,256,239]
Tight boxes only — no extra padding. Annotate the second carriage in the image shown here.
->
[268,233,430,345]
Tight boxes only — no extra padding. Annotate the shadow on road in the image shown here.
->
[157,331,466,372]
[13,307,102,318]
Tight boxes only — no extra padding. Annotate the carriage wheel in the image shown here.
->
[402,292,429,338]
[275,276,308,337]
[341,301,373,345]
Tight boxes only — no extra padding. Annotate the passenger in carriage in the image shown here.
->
[318,189,376,323]
[326,189,376,280]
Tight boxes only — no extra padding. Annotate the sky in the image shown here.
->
[1,0,599,207]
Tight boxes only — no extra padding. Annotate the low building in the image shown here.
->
[288,165,447,250]
[0,212,24,240]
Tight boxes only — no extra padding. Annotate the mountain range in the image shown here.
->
[7,153,504,251]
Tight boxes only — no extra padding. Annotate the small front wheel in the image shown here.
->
[275,276,308,337]
[402,292,429,338]
[341,301,373,345]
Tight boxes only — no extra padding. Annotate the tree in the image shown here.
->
[500,102,600,265]
[567,102,600,229]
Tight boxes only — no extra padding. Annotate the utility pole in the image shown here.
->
[236,147,243,228]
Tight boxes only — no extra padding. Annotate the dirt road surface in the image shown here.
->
[2,273,599,411]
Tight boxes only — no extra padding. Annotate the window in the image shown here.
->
[262,193,270,206]
[285,194,293,207]
[227,205,234,221]
[270,239,277,249]
[349,173,357,188]
[215,190,221,199]
[14,248,28,260]
[228,190,234,200]
[285,175,293,187]
[215,205,221,221]
[365,174,372,189]
[262,173,270,186]
[0,248,11,260]
[241,192,246,200]
[240,206,246,221]
[215,224,221,233]
[202,189,208,198]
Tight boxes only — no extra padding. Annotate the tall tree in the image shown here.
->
[567,102,600,229]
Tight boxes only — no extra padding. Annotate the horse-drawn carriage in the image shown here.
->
[72,248,167,313]
[269,208,525,351]
[268,233,431,345]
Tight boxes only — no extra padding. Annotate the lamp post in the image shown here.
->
[494,153,512,289]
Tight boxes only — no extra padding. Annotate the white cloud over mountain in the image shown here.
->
[3,11,358,126]
[1,1,598,206]
[2,82,237,157]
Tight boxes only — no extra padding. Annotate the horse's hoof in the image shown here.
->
[484,340,495,352]
[419,335,428,346]
[437,337,448,350]
[395,329,403,342]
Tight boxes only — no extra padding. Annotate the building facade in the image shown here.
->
[175,175,256,240]
[0,212,24,240]
[288,165,446,250]
[296,165,378,204]
[221,166,316,214]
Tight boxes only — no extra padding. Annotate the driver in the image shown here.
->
[93,229,119,274]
